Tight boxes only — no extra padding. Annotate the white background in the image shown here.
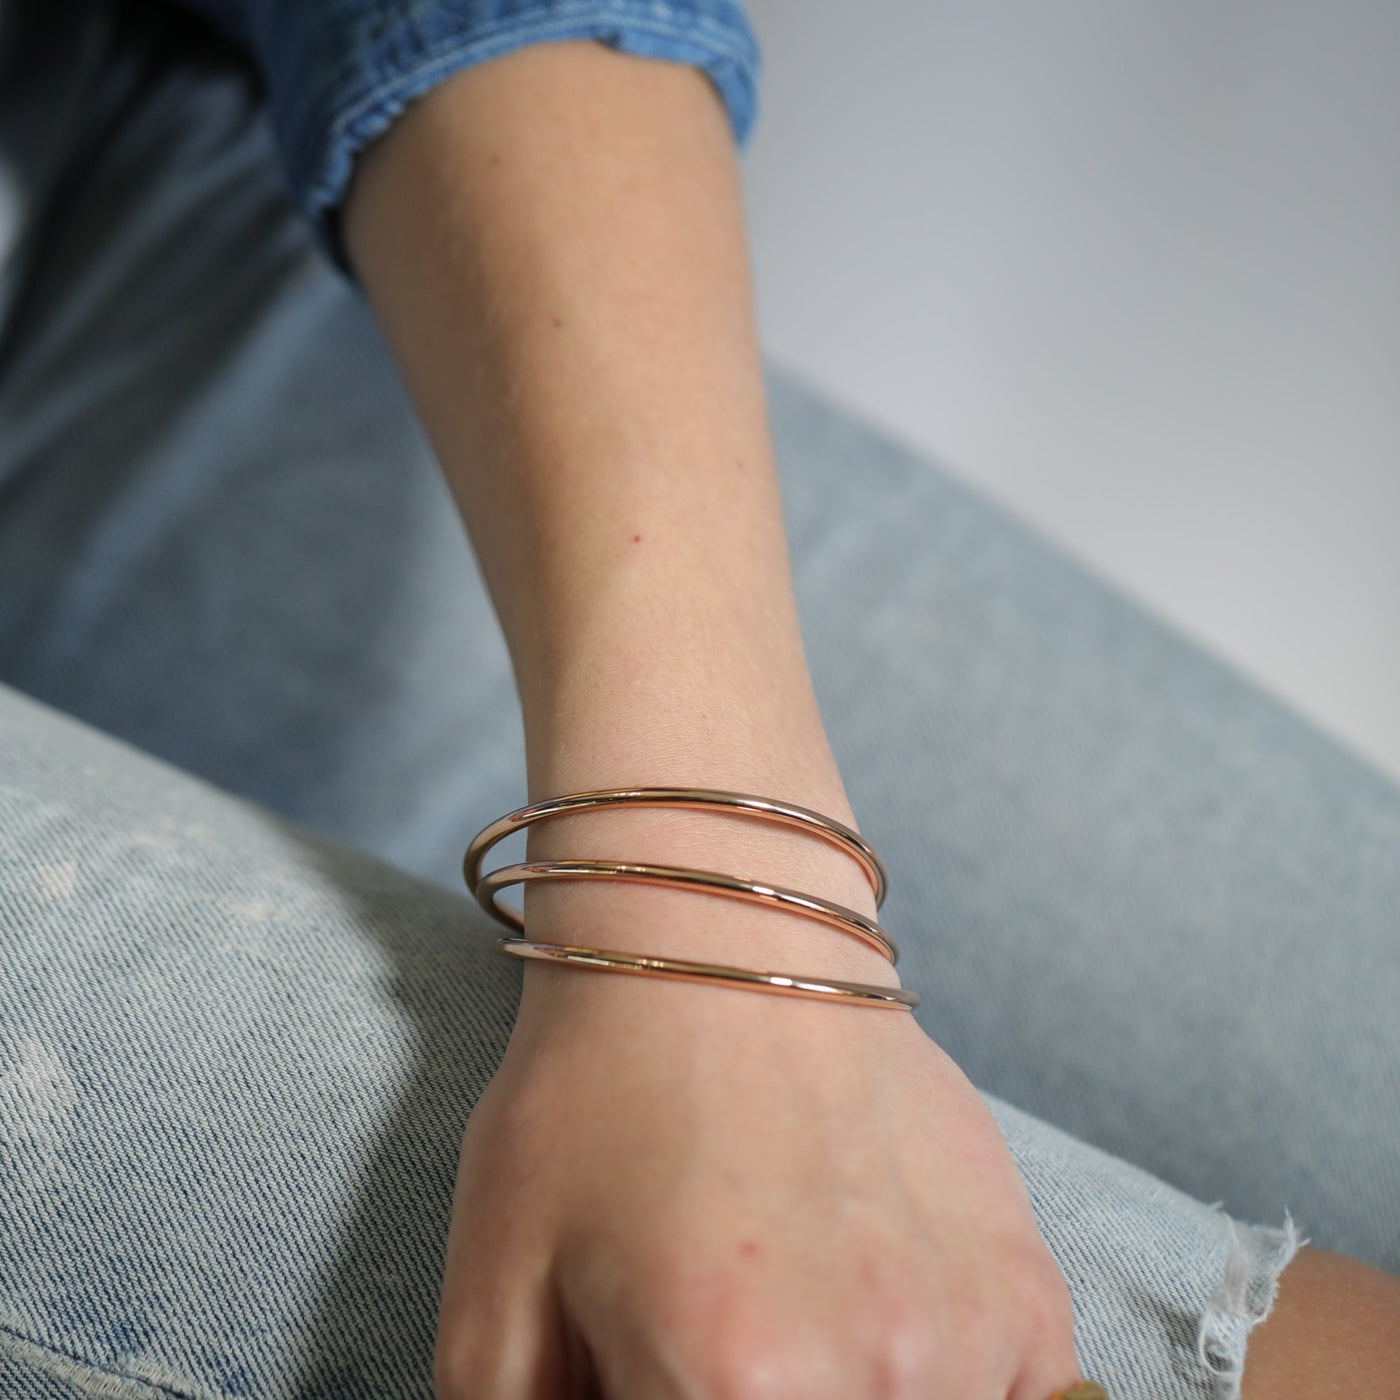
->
[741,1,1400,780]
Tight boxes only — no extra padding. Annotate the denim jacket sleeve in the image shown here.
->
[178,0,761,264]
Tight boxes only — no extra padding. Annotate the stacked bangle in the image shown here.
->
[475,860,899,962]
[464,787,918,1011]
[465,788,889,904]
[496,941,920,1009]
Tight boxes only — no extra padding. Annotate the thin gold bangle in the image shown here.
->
[1046,1385,1109,1400]
[496,938,919,1010]
[464,788,889,908]
[475,858,899,963]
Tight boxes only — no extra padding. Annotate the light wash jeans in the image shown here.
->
[1,12,1397,1400]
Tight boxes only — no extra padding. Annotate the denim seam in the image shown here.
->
[0,1320,213,1400]
[281,3,758,253]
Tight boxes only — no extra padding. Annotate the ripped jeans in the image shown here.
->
[1,18,1397,1400]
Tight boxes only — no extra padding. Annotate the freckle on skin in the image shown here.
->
[631,534,642,543]
[552,316,563,329]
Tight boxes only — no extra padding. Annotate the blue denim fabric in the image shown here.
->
[178,0,759,259]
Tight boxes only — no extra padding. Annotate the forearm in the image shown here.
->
[344,41,890,979]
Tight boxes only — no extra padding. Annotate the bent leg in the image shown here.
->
[0,683,1322,1400]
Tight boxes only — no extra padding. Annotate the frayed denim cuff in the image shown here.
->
[184,0,760,270]
[1197,1214,1304,1399]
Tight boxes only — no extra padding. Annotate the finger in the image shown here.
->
[435,1269,570,1400]
[435,1197,570,1400]
[994,1240,1081,1400]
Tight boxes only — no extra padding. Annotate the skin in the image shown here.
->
[341,37,1399,1398]
[1244,1250,1400,1399]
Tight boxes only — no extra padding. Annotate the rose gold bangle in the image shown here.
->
[496,938,919,1010]
[467,788,913,1011]
[464,787,889,908]
[475,858,899,963]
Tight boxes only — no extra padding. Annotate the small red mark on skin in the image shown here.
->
[631,534,642,544]
[740,1241,759,1259]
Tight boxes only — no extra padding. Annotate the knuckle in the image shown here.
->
[683,1316,807,1399]
[864,1313,942,1399]
[689,1300,937,1400]
[696,1339,797,1400]
[658,1286,832,1399]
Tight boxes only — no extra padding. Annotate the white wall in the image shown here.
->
[742,0,1400,781]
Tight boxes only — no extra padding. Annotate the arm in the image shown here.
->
[343,38,872,938]
[345,41,1079,1400]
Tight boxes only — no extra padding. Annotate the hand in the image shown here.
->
[433,962,1082,1399]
